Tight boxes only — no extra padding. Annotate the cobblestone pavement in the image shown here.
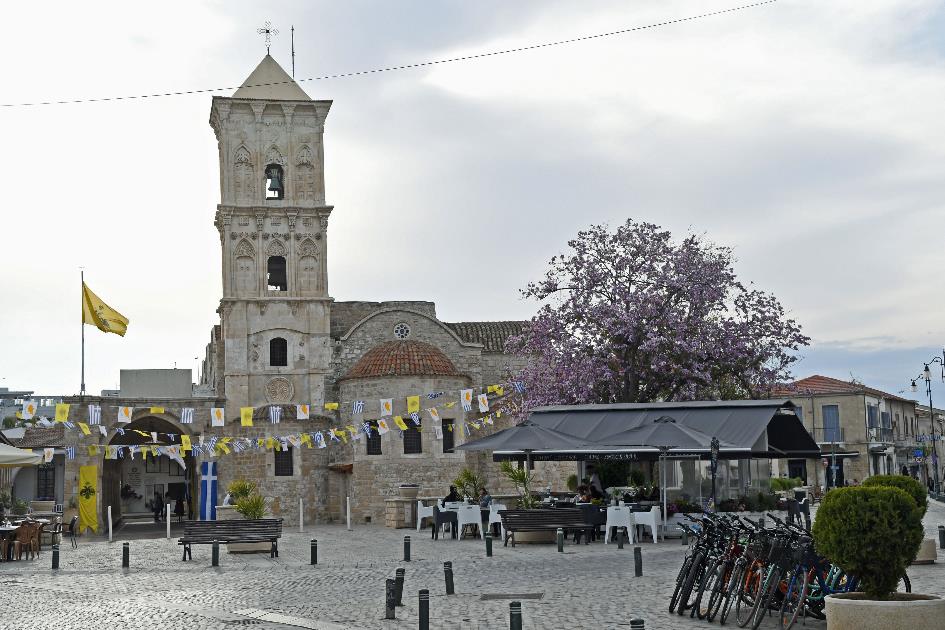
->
[1,501,943,630]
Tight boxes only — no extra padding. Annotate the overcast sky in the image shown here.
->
[2,0,944,402]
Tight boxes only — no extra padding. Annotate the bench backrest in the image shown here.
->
[498,509,591,528]
[183,518,283,539]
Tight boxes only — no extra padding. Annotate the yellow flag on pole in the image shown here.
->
[55,403,70,422]
[240,407,254,426]
[82,282,129,337]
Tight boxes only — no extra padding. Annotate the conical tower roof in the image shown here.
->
[233,54,310,100]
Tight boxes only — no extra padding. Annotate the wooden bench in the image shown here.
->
[178,518,283,561]
[498,509,596,547]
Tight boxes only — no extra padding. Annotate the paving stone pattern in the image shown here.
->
[2,501,944,630]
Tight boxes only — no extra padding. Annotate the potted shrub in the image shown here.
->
[398,483,420,500]
[219,479,271,553]
[813,485,944,629]
[861,474,935,564]
[453,468,486,502]
[499,461,551,542]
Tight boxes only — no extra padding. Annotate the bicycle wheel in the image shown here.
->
[669,553,695,613]
[779,568,809,630]
[735,562,763,627]
[677,551,705,615]
[898,571,911,593]
[750,568,782,630]
[694,557,722,619]
[718,561,746,625]
[703,560,730,622]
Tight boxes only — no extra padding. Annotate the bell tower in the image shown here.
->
[210,55,333,417]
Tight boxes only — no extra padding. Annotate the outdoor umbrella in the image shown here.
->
[455,419,596,469]
[0,442,42,467]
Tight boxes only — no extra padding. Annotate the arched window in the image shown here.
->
[267,256,287,291]
[265,164,284,200]
[270,337,288,367]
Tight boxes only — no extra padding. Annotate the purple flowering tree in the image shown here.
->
[507,219,809,408]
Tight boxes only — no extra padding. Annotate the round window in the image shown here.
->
[393,323,411,339]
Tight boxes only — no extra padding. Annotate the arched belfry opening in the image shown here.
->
[101,414,195,526]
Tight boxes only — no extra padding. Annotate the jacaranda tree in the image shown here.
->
[507,219,809,407]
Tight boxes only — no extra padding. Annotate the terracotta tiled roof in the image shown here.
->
[342,341,462,380]
[773,375,913,403]
[14,424,65,448]
[445,321,526,353]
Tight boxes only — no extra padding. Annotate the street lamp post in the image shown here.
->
[710,437,720,511]
[911,352,945,496]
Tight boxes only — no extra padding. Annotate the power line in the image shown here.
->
[0,1,778,108]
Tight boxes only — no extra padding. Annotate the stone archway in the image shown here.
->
[102,414,194,525]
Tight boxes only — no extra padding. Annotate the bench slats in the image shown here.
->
[178,518,283,560]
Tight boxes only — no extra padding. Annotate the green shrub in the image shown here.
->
[227,479,257,502]
[11,498,28,515]
[500,461,539,509]
[861,475,927,518]
[453,468,486,499]
[628,469,646,488]
[812,486,923,599]
[234,493,267,520]
[770,477,804,492]
[0,491,11,511]
[566,474,578,492]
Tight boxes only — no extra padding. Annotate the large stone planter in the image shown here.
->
[216,505,271,554]
[825,593,945,630]
[912,538,937,565]
[398,485,420,500]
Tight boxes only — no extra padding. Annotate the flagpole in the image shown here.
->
[81,269,86,395]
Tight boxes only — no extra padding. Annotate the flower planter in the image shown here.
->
[216,505,271,554]
[398,485,420,500]
[912,538,937,565]
[825,592,945,630]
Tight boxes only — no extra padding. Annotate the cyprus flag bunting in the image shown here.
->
[380,399,393,416]
[21,401,36,420]
[296,404,309,420]
[211,407,225,427]
[118,406,133,422]
[477,393,489,413]
[377,418,391,435]
[460,389,473,412]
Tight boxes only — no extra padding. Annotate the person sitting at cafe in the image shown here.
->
[443,485,461,505]
[576,485,593,503]
[478,488,492,508]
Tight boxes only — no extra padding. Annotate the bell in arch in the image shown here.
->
[266,166,283,192]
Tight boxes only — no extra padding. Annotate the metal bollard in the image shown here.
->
[51,544,59,570]
[630,618,645,629]
[634,546,643,577]
[212,539,219,567]
[311,538,318,565]
[419,589,430,630]
[939,526,945,550]
[556,527,564,552]
[404,535,411,562]
[122,542,129,568]
[617,527,625,549]
[444,561,455,595]
[509,601,523,630]
[385,578,396,619]
[485,532,493,557]
[395,567,405,606]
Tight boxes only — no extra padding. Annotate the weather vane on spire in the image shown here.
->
[257,21,279,54]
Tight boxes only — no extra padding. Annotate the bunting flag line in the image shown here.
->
[380,399,393,416]
[324,402,339,411]
[150,407,165,414]
[88,405,102,425]
[477,393,490,413]
[377,418,391,435]
[406,395,420,414]
[427,392,444,399]
[296,404,309,420]
[433,425,443,440]
[428,407,440,421]
[78,422,91,436]
[314,431,326,448]
[180,408,194,424]
[269,406,282,424]
[21,401,36,420]
[460,389,473,412]
[55,403,70,422]
[65,446,76,460]
[212,407,225,427]
[240,407,254,427]
[118,406,133,422]
[43,448,54,463]
[352,400,364,415]
[393,416,409,431]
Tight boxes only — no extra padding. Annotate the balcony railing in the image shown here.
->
[812,426,845,444]
[867,426,894,443]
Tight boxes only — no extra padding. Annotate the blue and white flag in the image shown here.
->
[352,400,365,415]
[88,404,102,425]
[191,444,203,457]
[199,461,218,521]
[513,381,525,394]
[313,431,327,449]
[361,421,372,437]
[180,408,194,424]
[116,427,125,436]
[269,406,282,424]
[63,421,75,430]
[410,412,421,425]
[65,446,75,460]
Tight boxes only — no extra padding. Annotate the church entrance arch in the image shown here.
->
[102,414,194,525]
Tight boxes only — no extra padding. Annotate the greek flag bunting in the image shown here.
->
[63,421,75,430]
[98,425,108,437]
[313,431,327,448]
[88,404,102,425]
[352,400,365,415]
[410,412,421,425]
[361,421,372,437]
[269,406,282,424]
[513,381,525,393]
[65,446,76,460]
[191,444,203,456]
[180,408,194,424]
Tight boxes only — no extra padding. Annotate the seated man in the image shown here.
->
[478,488,492,508]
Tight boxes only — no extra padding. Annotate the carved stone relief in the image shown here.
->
[266,239,287,257]
[234,146,256,204]
[265,377,294,403]
[265,145,286,166]
[234,239,255,258]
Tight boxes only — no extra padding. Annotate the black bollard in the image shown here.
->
[633,546,643,577]
[311,538,318,565]
[444,561,455,595]
[939,526,945,550]
[212,539,219,567]
[630,618,645,629]
[556,527,564,552]
[51,544,59,570]
[485,532,493,557]
[122,542,129,568]
[385,578,396,619]
[395,567,405,606]
[419,589,430,630]
[404,535,411,562]
[617,527,625,550]
[509,601,523,630]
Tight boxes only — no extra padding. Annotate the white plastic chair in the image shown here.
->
[488,503,506,540]
[416,501,434,532]
[604,505,634,544]
[456,505,482,539]
[633,506,660,543]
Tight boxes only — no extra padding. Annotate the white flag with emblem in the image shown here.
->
[380,399,393,416]
[377,418,391,435]
[460,389,473,412]
[118,406,133,422]
[21,400,37,420]
[296,404,309,420]
[211,407,225,427]
[477,393,489,413]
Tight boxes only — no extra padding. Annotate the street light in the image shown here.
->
[910,350,945,496]
[710,436,720,511]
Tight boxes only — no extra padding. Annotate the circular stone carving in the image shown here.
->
[265,377,294,403]
[393,322,411,339]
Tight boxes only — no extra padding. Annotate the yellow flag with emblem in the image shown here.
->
[406,396,420,414]
[82,282,129,336]
[240,407,254,426]
[55,403,70,422]
[393,415,409,431]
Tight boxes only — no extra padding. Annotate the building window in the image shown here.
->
[404,421,422,455]
[267,256,287,291]
[867,403,879,428]
[270,337,288,367]
[366,422,382,455]
[794,406,804,423]
[265,164,284,199]
[821,405,841,442]
[274,445,293,476]
[442,419,454,453]
[393,323,411,339]
[36,463,55,501]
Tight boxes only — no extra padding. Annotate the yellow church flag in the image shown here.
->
[87,445,99,456]
[150,407,165,414]
[55,403,70,422]
[300,433,313,448]
[82,282,129,337]
[78,422,91,435]
[393,416,409,431]
[180,435,192,451]
[240,407,254,426]
[266,437,275,450]
[406,396,420,414]
[324,402,339,411]
[78,465,99,534]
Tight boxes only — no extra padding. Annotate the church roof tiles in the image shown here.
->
[342,340,463,380]
[444,321,527,353]
[14,424,65,449]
